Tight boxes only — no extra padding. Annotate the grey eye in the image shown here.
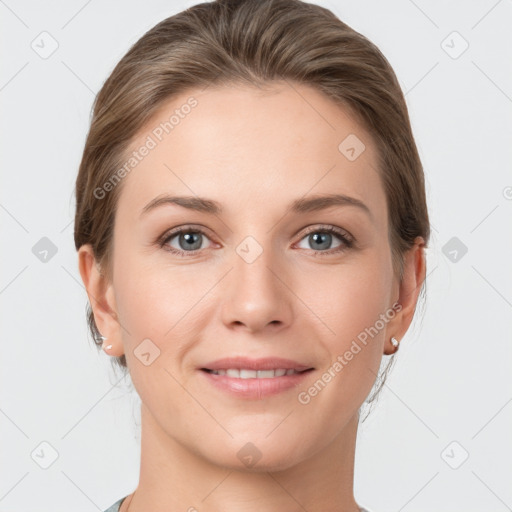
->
[296,231,343,251]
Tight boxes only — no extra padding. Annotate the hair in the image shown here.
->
[74,0,430,414]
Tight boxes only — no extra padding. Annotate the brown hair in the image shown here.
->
[74,0,430,410]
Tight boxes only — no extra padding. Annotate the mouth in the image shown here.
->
[200,368,314,378]
[198,357,315,399]
[199,366,315,399]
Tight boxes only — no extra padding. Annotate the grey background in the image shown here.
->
[1,0,511,511]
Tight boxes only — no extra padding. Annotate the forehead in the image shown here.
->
[116,81,385,224]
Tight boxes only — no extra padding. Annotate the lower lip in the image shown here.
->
[199,369,314,399]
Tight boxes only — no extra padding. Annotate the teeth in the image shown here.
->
[256,370,274,378]
[209,368,301,378]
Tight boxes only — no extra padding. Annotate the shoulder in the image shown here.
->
[103,495,128,512]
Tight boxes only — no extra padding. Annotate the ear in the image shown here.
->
[384,236,427,355]
[77,244,124,357]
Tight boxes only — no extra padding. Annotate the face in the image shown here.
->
[92,82,405,471]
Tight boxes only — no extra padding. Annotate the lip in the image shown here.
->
[198,357,315,400]
[200,356,314,372]
[199,367,315,400]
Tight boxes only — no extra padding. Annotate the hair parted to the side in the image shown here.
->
[74,0,430,409]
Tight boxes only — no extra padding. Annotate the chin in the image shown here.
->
[204,435,307,473]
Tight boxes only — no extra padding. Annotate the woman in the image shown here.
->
[75,0,429,510]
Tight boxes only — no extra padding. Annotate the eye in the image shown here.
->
[158,224,354,257]
[159,226,213,256]
[295,225,354,255]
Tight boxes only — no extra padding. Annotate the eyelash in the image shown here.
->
[158,224,354,257]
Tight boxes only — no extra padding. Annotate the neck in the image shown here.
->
[122,403,361,512]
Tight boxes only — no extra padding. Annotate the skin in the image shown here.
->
[79,81,426,512]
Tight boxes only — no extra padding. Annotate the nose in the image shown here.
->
[220,241,293,335]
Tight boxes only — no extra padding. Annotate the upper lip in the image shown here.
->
[200,357,314,372]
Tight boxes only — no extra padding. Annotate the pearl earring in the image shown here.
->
[390,336,400,353]
[100,335,112,351]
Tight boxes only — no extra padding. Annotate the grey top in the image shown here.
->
[103,495,371,512]
[104,496,127,512]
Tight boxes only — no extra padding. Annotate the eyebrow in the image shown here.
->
[140,193,372,219]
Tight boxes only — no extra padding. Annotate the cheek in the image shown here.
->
[303,252,393,405]
[306,255,392,344]
[111,248,173,340]
[112,250,212,348]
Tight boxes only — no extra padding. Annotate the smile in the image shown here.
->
[203,368,310,378]
[200,368,315,399]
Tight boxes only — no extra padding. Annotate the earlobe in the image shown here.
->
[78,244,122,355]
